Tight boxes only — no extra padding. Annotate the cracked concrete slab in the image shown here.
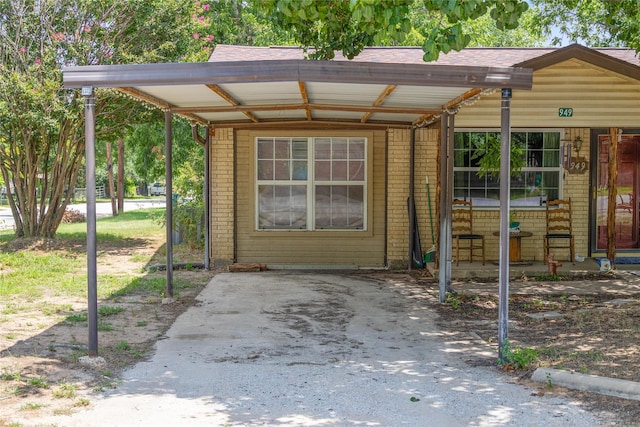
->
[55,272,605,426]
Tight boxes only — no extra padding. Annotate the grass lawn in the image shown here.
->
[0,208,215,425]
[0,208,199,300]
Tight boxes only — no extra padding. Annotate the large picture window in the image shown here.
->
[256,137,366,230]
[453,131,561,207]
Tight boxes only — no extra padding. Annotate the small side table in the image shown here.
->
[493,231,533,264]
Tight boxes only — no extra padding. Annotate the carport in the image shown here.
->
[62,49,532,356]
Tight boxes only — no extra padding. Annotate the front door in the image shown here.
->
[596,133,640,249]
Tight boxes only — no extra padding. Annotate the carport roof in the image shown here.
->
[63,45,533,128]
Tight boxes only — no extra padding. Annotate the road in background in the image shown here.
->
[0,199,166,231]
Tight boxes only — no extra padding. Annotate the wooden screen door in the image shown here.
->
[597,134,640,249]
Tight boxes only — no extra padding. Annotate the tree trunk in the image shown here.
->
[607,127,618,267]
[118,137,125,213]
[106,141,117,216]
[0,118,84,238]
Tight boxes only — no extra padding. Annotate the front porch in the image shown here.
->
[431,257,622,280]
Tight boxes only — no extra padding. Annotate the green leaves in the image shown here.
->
[262,0,530,61]
[471,133,525,179]
[262,0,414,60]
[491,0,529,30]
[533,0,640,51]
[498,339,539,370]
[0,0,222,237]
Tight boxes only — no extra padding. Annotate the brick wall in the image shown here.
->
[386,126,591,267]
[213,126,591,268]
[386,129,411,268]
[462,128,590,263]
[562,128,590,260]
[455,128,590,263]
[210,128,235,266]
[386,128,439,268]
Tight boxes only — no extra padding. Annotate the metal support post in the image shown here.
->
[165,111,173,297]
[439,112,454,302]
[498,88,512,362]
[83,86,98,356]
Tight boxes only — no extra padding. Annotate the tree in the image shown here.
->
[261,0,530,61]
[464,8,545,47]
[0,0,213,238]
[125,118,203,192]
[533,0,640,50]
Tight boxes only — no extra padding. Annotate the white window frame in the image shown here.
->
[453,129,564,208]
[255,136,368,231]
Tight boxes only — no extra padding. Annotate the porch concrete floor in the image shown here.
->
[428,257,640,296]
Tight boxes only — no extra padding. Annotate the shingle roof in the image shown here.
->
[210,44,640,68]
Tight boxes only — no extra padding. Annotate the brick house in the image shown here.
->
[64,44,640,269]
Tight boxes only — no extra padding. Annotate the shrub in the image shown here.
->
[498,339,539,370]
[172,197,204,250]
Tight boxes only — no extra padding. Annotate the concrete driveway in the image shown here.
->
[61,272,603,426]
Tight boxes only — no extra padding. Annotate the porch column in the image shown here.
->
[165,111,173,297]
[498,88,512,362]
[438,112,454,302]
[83,86,98,356]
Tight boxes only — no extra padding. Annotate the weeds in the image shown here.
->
[65,312,87,323]
[66,305,124,324]
[98,305,124,317]
[93,379,119,393]
[1,304,25,315]
[114,340,131,352]
[97,322,114,331]
[53,383,77,399]
[445,292,462,309]
[20,402,45,411]
[1,370,21,381]
[131,348,145,359]
[27,377,48,389]
[545,372,553,389]
[498,339,538,370]
[41,303,73,316]
[74,398,90,407]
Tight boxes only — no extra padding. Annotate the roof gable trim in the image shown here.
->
[517,43,640,81]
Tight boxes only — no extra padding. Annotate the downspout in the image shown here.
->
[384,130,390,269]
[408,127,416,270]
[165,111,173,298]
[204,126,211,270]
[191,122,210,270]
